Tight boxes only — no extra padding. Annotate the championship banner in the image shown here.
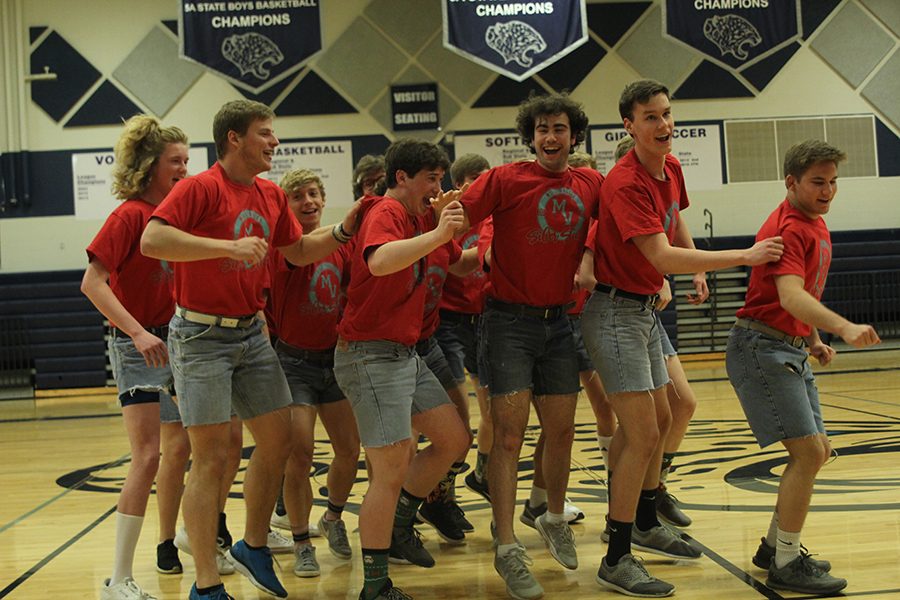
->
[442,0,588,82]
[663,0,801,71]
[588,124,724,190]
[180,0,321,94]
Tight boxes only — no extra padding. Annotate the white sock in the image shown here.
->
[765,511,779,547]
[110,512,144,585]
[598,435,613,472]
[497,542,520,557]
[529,486,547,506]
[544,511,565,525]
[774,527,801,569]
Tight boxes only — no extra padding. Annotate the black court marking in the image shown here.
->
[0,505,116,599]
[820,401,900,422]
[0,411,120,425]
[683,533,785,600]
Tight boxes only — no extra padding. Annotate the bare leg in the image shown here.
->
[242,407,293,547]
[157,421,190,542]
[488,390,531,545]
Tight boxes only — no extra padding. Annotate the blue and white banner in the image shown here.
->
[180,0,321,94]
[442,0,588,82]
[663,0,801,71]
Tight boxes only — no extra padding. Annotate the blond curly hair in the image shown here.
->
[280,168,325,198]
[111,115,188,200]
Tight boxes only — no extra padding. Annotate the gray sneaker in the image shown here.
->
[766,554,847,595]
[596,554,675,597]
[494,546,544,600]
[632,525,702,560]
[293,544,320,578]
[534,514,577,570]
[318,514,352,560]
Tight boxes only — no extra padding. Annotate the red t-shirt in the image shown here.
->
[338,197,429,346]
[86,199,174,328]
[267,244,350,350]
[152,162,301,316]
[440,219,490,315]
[462,161,601,306]
[737,199,831,337]
[420,235,462,341]
[593,151,689,295]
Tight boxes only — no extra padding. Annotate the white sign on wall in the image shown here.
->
[260,140,354,207]
[589,124,723,190]
[73,147,210,221]
[453,131,533,168]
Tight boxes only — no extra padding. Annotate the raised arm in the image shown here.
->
[369,201,464,276]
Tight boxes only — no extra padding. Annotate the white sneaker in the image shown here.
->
[101,577,157,600]
[173,527,235,575]
[268,529,294,554]
[270,510,321,537]
[564,499,585,523]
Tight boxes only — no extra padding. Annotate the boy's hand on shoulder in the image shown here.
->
[745,236,784,266]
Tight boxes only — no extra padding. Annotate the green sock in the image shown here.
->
[394,488,424,529]
[362,548,389,600]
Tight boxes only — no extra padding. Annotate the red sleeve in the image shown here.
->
[608,184,664,242]
[477,217,494,271]
[461,167,501,226]
[768,225,807,279]
[447,239,462,265]
[152,178,208,230]
[359,203,406,261]
[86,212,137,272]
[585,219,598,253]
[270,189,302,248]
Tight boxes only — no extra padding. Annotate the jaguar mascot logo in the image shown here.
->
[485,20,547,68]
[703,14,762,61]
[221,32,284,79]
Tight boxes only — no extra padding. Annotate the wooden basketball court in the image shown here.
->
[1,349,898,599]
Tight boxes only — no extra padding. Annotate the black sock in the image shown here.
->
[293,530,310,544]
[606,519,633,566]
[394,488,425,529]
[327,500,345,517]
[660,452,675,483]
[196,583,225,596]
[635,488,660,531]
[361,547,390,600]
[217,513,232,547]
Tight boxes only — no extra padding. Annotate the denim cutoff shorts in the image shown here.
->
[108,334,181,423]
[417,335,457,390]
[333,339,451,448]
[726,326,825,448]
[167,315,291,427]
[434,310,481,385]
[568,315,596,373]
[480,307,580,397]
[581,292,669,396]
[277,350,344,406]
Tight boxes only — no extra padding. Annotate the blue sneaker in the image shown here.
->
[227,540,288,598]
[188,583,235,599]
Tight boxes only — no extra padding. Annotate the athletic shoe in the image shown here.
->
[267,529,293,554]
[490,520,526,550]
[449,500,474,533]
[358,578,413,600]
[101,577,157,600]
[766,554,847,595]
[596,554,675,597]
[564,499,585,524]
[389,525,435,568]
[174,527,235,575]
[188,583,235,599]
[464,471,491,503]
[228,540,288,598]
[418,500,466,545]
[535,514,577,570]
[269,510,321,537]
[293,544,320,578]
[156,539,182,574]
[632,525,702,560]
[494,545,544,600]
[318,514,352,560]
[752,537,832,572]
[655,485,691,528]
[519,500,545,529]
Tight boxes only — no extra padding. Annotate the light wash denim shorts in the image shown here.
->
[108,334,181,424]
[333,339,450,448]
[167,315,291,427]
[480,306,580,397]
[568,315,595,373]
[726,326,825,448]
[580,292,669,396]
[417,335,457,391]
[277,350,344,407]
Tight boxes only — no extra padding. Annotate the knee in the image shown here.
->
[131,448,161,477]
[629,427,660,458]
[332,440,361,464]
[494,427,524,455]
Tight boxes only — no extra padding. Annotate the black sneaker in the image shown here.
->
[464,471,491,503]
[752,538,832,572]
[156,538,183,574]
[448,500,474,533]
[389,526,435,568]
[418,500,466,545]
[519,499,546,529]
[357,578,413,600]
[766,554,847,595]
[655,485,692,528]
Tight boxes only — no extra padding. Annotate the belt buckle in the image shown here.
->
[219,317,239,328]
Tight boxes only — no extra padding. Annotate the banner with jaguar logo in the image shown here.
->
[442,0,588,82]
[663,0,801,71]
[180,0,321,94]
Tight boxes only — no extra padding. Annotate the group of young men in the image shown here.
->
[92,77,880,600]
